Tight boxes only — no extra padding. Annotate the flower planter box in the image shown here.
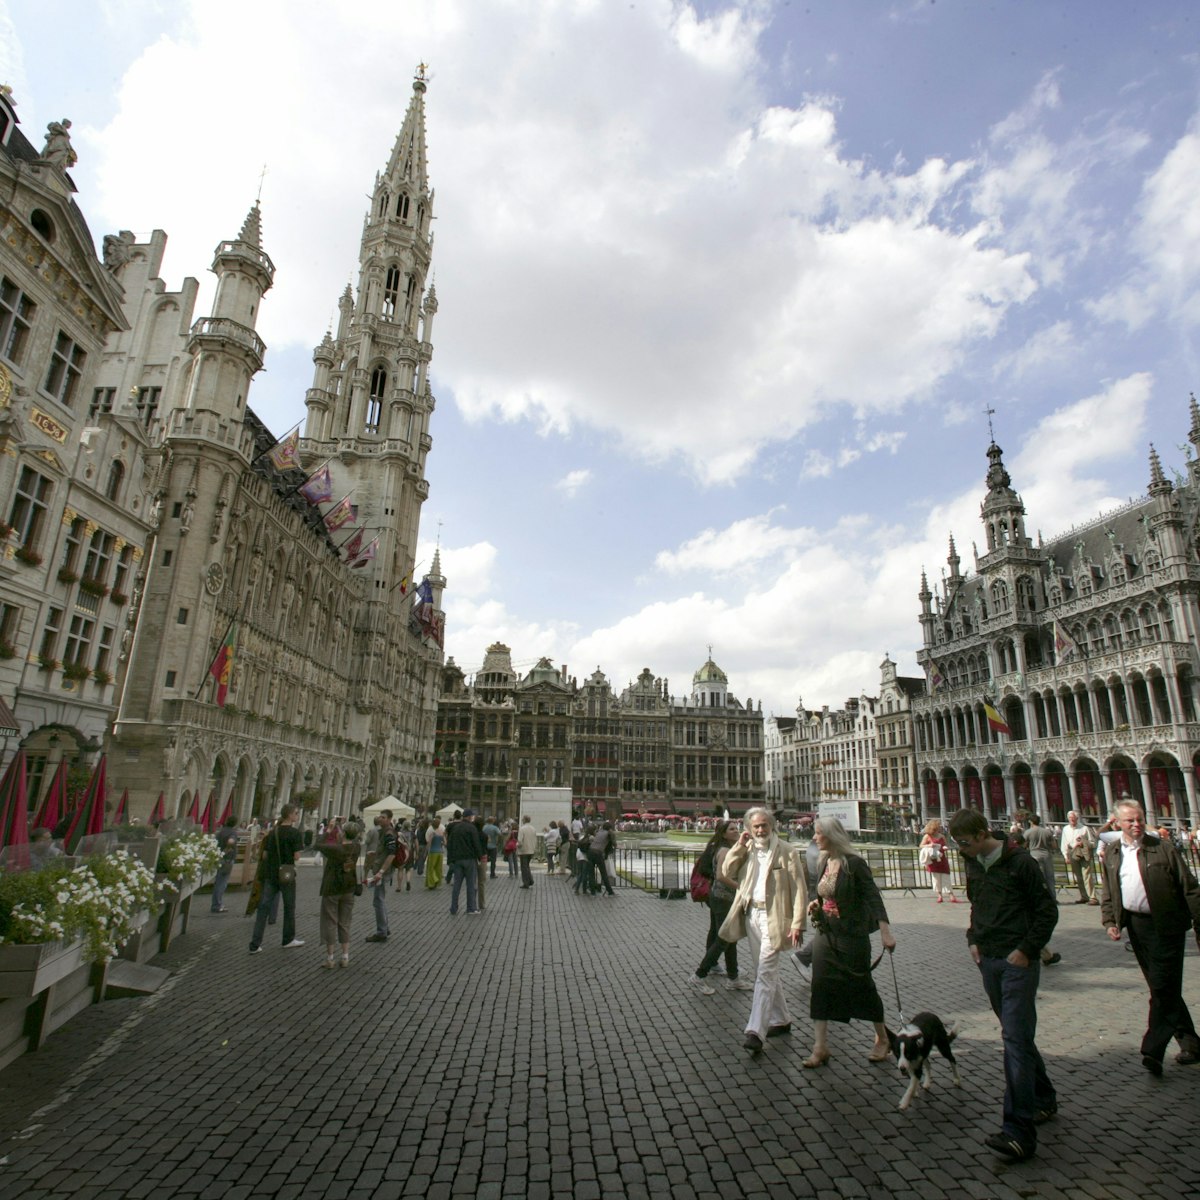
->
[0,939,87,999]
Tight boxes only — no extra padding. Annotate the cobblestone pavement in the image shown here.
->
[0,864,1197,1199]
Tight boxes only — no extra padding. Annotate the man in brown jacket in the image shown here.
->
[1100,799,1200,1075]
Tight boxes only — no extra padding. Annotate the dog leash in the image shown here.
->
[887,948,907,1027]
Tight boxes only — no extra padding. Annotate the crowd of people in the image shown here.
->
[683,801,1200,1165]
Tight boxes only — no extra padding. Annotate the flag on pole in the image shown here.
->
[983,697,1012,737]
[929,660,945,693]
[351,537,378,568]
[267,427,300,471]
[323,495,356,532]
[342,529,364,561]
[1052,619,1080,662]
[299,465,334,504]
[208,620,237,707]
[398,574,408,595]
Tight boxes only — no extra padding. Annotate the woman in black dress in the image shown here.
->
[803,816,896,1068]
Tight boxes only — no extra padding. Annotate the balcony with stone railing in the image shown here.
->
[188,317,266,368]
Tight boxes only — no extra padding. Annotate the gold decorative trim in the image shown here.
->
[30,407,69,444]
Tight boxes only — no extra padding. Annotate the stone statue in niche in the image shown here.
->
[180,492,196,533]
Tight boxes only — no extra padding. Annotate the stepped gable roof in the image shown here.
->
[243,408,341,556]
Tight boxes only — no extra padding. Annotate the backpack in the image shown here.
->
[690,859,712,903]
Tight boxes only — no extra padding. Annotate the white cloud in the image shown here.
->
[655,511,811,575]
[554,469,592,498]
[65,0,1043,485]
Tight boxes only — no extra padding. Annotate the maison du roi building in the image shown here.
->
[434,644,765,821]
[0,73,445,822]
[766,413,1200,835]
[912,420,1200,832]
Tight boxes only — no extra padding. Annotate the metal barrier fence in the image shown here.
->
[602,841,1200,898]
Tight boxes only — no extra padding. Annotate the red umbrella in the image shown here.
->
[33,761,67,831]
[199,790,215,833]
[113,787,128,825]
[149,792,165,824]
[0,749,29,848]
[186,789,200,824]
[63,754,107,854]
[217,790,234,827]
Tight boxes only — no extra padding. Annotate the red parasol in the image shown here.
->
[217,789,234,827]
[113,787,128,824]
[63,754,107,854]
[186,789,200,824]
[149,792,165,824]
[0,749,30,848]
[199,790,215,833]
[33,761,67,831]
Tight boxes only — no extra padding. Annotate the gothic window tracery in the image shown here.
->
[367,366,387,433]
[383,266,400,320]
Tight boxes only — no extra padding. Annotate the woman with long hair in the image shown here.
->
[315,819,362,968]
[920,818,956,902]
[803,816,896,1068]
[688,819,752,993]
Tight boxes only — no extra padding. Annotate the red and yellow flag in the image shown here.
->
[208,622,237,707]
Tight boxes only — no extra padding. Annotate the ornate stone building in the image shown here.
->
[876,655,922,820]
[433,650,764,819]
[0,75,445,822]
[912,414,1200,830]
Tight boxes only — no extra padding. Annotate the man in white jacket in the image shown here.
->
[718,808,808,1056]
[1059,810,1098,905]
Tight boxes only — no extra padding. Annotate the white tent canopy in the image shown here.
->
[436,801,466,820]
[361,794,416,820]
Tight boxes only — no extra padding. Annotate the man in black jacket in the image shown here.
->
[1100,799,1200,1075]
[948,809,1058,1162]
[446,810,486,916]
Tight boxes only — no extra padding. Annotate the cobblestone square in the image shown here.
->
[0,865,1196,1199]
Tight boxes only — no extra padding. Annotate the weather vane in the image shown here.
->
[256,164,267,204]
[984,405,997,442]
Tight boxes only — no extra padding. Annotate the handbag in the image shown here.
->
[278,864,296,885]
[689,860,712,903]
[1070,839,1091,862]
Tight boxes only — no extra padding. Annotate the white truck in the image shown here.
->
[518,786,573,835]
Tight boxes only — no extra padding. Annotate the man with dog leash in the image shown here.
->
[948,809,1058,1162]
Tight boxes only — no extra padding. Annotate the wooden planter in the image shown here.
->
[0,939,87,999]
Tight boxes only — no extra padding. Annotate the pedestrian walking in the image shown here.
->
[689,820,752,994]
[517,814,538,888]
[919,819,956,902]
[249,804,305,954]
[210,814,239,913]
[717,808,807,1057]
[1060,811,1098,904]
[1100,799,1200,1075]
[365,809,397,943]
[316,819,362,967]
[446,809,485,915]
[948,808,1058,1161]
[482,815,501,878]
[425,816,446,888]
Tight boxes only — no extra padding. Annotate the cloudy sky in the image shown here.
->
[5,1,1200,716]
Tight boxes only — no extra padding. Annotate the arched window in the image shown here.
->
[395,193,410,220]
[990,579,1009,613]
[403,276,418,327]
[367,366,387,433]
[382,266,400,320]
[377,191,389,218]
[105,460,124,501]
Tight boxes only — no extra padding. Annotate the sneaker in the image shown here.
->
[248,946,262,954]
[365,933,388,943]
[1142,1055,1164,1076]
[321,957,336,970]
[687,975,715,995]
[283,939,305,949]
[985,1132,1033,1161]
[211,907,228,914]
[725,977,753,991]
[466,910,480,916]
[339,954,350,968]
[1033,1103,1058,1124]
[709,965,726,977]
[1043,952,1061,966]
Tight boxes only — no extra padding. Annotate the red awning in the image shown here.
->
[0,696,18,734]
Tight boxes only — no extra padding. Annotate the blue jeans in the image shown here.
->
[250,880,296,948]
[449,860,478,913]
[371,873,391,934]
[210,867,232,911]
[978,956,1055,1147]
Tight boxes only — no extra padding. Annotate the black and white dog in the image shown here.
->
[885,1012,961,1111]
